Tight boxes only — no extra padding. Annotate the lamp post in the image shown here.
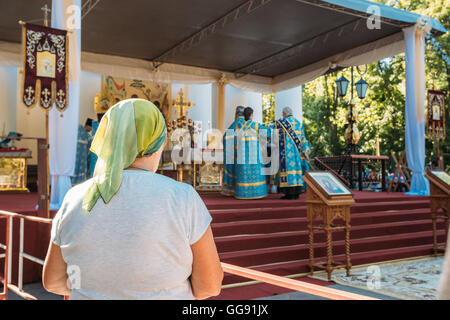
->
[335,65,369,154]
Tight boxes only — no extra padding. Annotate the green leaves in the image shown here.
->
[302,0,449,166]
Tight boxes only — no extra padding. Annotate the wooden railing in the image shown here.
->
[0,210,52,300]
[221,263,377,300]
[1,209,376,301]
[313,157,351,187]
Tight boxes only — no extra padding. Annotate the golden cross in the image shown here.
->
[172,89,194,118]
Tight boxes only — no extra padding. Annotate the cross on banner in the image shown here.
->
[172,89,194,118]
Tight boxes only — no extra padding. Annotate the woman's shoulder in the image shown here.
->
[154,172,194,192]
[65,179,95,202]
[123,170,194,195]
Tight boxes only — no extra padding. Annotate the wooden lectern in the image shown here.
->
[303,171,355,280]
[425,170,449,255]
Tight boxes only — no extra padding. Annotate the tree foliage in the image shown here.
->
[302,0,449,170]
[262,93,275,125]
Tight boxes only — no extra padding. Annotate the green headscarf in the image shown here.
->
[82,98,167,212]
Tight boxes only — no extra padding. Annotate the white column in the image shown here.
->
[0,67,17,135]
[187,83,212,128]
[275,85,303,121]
[246,91,263,123]
[78,71,101,124]
[187,83,212,149]
[49,0,81,209]
[224,85,263,126]
[403,25,429,196]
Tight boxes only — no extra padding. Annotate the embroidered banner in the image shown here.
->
[426,90,446,140]
[22,23,68,111]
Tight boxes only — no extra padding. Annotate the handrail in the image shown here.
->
[221,262,378,300]
[313,157,351,187]
[1,209,376,300]
[0,210,52,300]
[0,216,10,300]
[0,210,52,224]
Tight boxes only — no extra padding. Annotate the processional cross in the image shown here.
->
[172,89,194,119]
[41,4,51,27]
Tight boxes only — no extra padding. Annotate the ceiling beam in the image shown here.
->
[295,0,409,29]
[233,17,361,78]
[151,0,272,70]
[81,0,101,19]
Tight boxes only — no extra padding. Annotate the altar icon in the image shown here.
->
[307,171,352,197]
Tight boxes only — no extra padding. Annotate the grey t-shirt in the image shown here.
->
[51,170,212,300]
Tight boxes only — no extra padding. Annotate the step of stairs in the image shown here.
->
[221,239,447,285]
[203,192,445,288]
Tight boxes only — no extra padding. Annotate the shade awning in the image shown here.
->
[0,0,446,92]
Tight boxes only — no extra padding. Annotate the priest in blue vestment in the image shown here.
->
[272,107,311,199]
[71,118,93,185]
[234,107,271,200]
[222,106,245,196]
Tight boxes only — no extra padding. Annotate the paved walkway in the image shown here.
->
[2,282,395,300]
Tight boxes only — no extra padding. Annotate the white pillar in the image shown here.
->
[187,83,212,128]
[187,83,212,149]
[403,25,429,196]
[225,85,263,127]
[49,0,81,209]
[0,67,17,135]
[78,71,101,124]
[246,91,263,123]
[275,85,303,121]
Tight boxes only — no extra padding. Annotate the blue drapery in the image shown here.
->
[404,26,430,196]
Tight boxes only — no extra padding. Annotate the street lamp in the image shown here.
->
[335,76,350,97]
[335,65,369,154]
[355,78,369,99]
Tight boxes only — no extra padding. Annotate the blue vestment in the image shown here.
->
[272,116,311,191]
[90,121,100,177]
[234,120,271,200]
[222,116,245,196]
[71,125,93,185]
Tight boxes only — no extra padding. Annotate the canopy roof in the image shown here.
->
[0,0,446,92]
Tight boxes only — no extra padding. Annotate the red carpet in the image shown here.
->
[0,191,446,300]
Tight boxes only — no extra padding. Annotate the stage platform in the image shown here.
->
[0,191,446,300]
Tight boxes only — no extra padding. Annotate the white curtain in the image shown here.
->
[49,0,81,209]
[403,26,429,196]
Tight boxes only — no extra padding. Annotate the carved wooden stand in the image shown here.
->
[425,170,449,255]
[304,174,355,281]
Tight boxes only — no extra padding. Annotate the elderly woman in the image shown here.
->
[42,99,223,300]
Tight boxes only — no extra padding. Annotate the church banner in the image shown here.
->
[95,75,172,122]
[22,23,68,111]
[426,90,446,140]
